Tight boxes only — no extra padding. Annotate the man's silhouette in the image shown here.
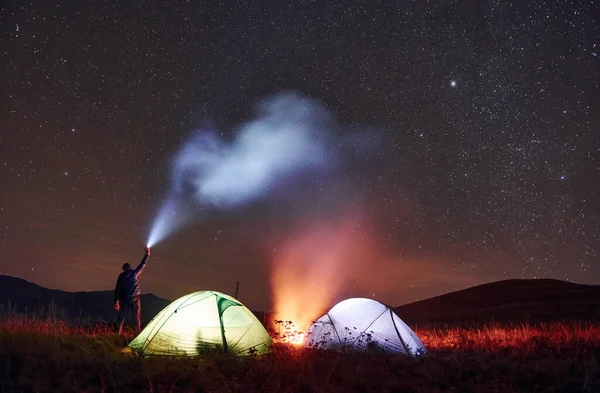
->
[114,247,150,334]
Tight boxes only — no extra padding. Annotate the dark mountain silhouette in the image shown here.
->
[2,276,600,329]
[394,278,600,327]
[0,275,171,325]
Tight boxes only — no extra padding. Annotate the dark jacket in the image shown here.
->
[114,254,148,302]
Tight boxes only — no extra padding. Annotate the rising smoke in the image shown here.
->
[269,214,380,331]
[146,92,342,247]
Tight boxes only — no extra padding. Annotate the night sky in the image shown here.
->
[1,0,599,312]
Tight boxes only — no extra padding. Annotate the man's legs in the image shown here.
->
[132,296,141,333]
[115,297,142,335]
[116,304,127,335]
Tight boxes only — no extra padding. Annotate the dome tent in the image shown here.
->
[304,298,426,356]
[129,291,272,356]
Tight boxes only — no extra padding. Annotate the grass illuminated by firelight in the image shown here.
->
[1,312,599,392]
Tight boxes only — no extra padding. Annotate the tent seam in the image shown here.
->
[176,292,216,310]
[389,308,412,355]
[327,313,343,344]
[346,308,389,347]
[141,295,195,353]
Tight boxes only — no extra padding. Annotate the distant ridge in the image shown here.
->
[0,275,171,325]
[3,276,600,329]
[394,278,600,327]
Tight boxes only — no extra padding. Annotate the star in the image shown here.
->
[0,0,597,311]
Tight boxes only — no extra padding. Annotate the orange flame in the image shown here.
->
[270,215,376,335]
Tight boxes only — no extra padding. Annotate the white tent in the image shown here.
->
[304,298,426,356]
[129,291,272,356]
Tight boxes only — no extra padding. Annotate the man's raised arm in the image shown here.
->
[134,247,150,276]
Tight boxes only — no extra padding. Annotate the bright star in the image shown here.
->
[450,80,457,87]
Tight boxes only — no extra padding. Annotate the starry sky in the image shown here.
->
[1,0,599,311]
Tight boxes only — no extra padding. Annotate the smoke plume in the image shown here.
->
[146,92,340,247]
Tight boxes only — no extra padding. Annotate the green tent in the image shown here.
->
[128,291,272,356]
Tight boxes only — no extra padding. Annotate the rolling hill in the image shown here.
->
[2,275,600,329]
[394,278,600,327]
[0,275,170,325]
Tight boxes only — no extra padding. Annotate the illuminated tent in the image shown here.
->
[304,298,426,356]
[129,291,272,356]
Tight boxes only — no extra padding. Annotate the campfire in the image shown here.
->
[270,216,375,346]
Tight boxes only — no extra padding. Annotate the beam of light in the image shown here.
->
[146,92,338,247]
[146,198,194,248]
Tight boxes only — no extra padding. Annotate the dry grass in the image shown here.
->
[1,314,599,393]
[0,315,114,336]
[418,322,600,352]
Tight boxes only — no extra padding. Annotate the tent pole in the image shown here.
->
[389,308,411,355]
[218,298,229,353]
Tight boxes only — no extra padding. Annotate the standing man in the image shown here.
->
[114,246,150,334]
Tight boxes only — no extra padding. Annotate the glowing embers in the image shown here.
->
[272,320,307,346]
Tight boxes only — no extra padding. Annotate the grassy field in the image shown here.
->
[0,315,599,393]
